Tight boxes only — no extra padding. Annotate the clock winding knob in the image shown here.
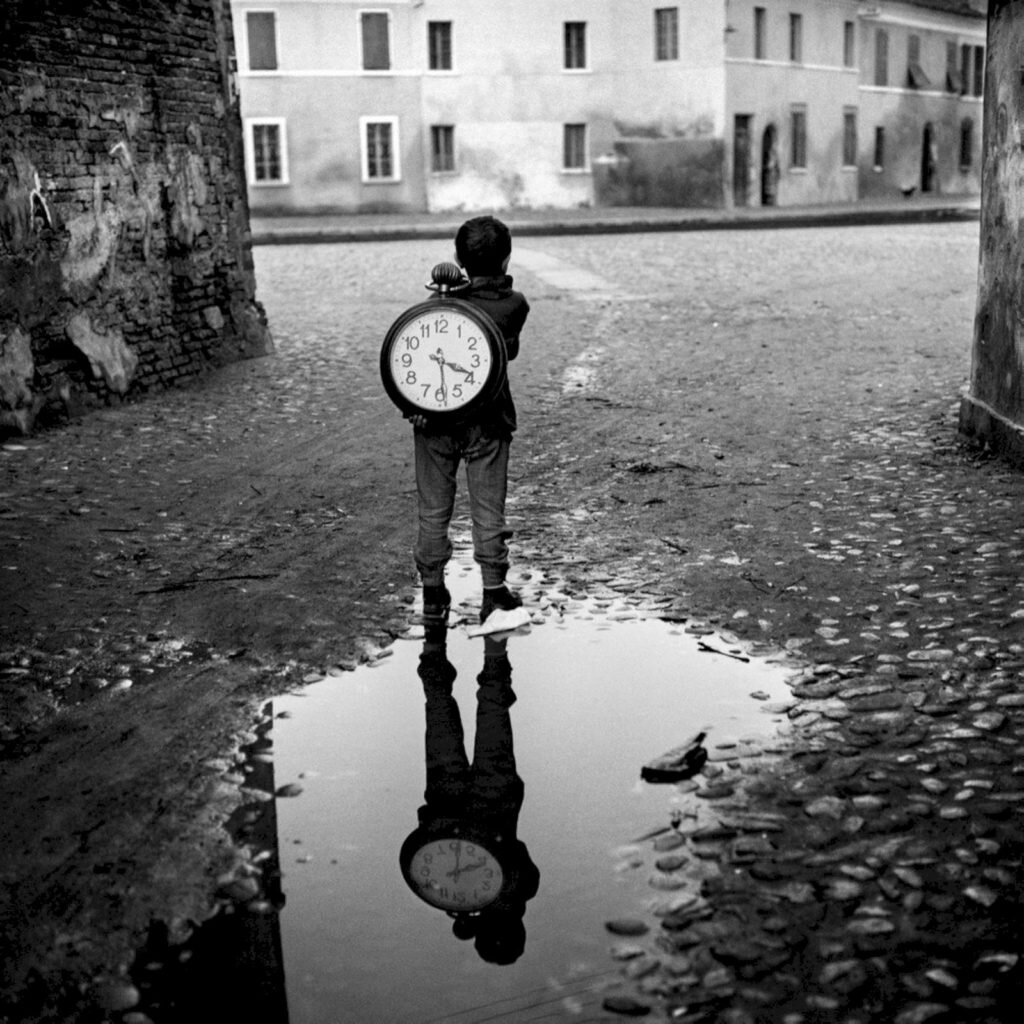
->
[431,262,464,293]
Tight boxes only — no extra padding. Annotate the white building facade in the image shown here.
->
[231,0,984,215]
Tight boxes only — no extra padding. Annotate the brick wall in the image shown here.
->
[0,0,273,435]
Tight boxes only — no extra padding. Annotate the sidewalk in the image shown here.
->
[250,194,981,245]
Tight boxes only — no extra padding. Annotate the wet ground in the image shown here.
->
[4,219,1024,1022]
[239,547,792,1023]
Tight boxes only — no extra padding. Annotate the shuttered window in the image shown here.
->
[875,29,888,86]
[246,11,277,71]
[790,106,807,168]
[361,12,390,71]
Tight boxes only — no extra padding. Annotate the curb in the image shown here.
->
[251,203,980,246]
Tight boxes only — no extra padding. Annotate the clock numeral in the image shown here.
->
[467,337,478,350]
[405,371,417,385]
[464,373,475,386]
[419,323,431,339]
[470,354,481,368]
[434,387,447,404]
[403,336,420,351]
[435,318,449,334]
[452,384,463,400]
[401,353,412,368]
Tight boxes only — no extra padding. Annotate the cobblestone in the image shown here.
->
[4,216,1024,1020]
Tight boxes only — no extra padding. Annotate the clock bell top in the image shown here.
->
[428,261,465,296]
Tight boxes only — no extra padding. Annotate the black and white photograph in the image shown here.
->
[3,2,1022,1022]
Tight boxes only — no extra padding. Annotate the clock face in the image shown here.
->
[384,307,496,414]
[407,838,504,911]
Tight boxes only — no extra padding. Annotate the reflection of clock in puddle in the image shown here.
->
[398,625,539,966]
[404,836,504,911]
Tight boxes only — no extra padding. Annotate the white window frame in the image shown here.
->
[242,8,280,74]
[359,8,393,73]
[360,115,401,183]
[245,117,289,186]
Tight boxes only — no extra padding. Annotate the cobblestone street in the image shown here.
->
[4,215,1024,1021]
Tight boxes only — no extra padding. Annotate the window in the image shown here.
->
[873,126,885,169]
[843,21,855,68]
[946,40,963,93]
[789,13,802,63]
[564,22,587,69]
[361,11,390,71]
[428,21,452,70]
[563,123,588,170]
[430,125,455,173]
[960,44,972,95]
[246,119,287,184]
[361,117,399,181]
[875,29,888,86]
[973,45,984,96]
[654,8,679,61]
[842,109,858,167]
[790,105,807,168]
[907,34,930,88]
[960,118,974,168]
[245,11,277,71]
[754,7,766,60]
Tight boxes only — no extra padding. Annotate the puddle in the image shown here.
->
[131,555,798,1022]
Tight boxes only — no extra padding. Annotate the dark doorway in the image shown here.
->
[761,123,779,206]
[921,122,937,193]
[734,114,752,207]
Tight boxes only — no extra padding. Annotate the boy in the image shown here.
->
[407,216,530,624]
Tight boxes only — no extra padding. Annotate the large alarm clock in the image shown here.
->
[400,832,506,912]
[380,263,508,421]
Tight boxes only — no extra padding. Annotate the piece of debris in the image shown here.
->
[641,731,708,783]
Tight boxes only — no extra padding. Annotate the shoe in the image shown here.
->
[479,585,522,624]
[422,584,451,620]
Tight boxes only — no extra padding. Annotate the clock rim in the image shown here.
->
[380,297,508,421]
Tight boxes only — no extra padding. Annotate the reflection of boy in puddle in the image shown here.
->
[399,624,539,965]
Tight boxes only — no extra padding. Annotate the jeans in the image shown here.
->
[414,425,511,588]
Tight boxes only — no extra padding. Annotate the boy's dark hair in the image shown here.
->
[455,216,512,277]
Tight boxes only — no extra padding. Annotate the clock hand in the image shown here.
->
[428,349,470,375]
[445,843,465,880]
[428,349,449,403]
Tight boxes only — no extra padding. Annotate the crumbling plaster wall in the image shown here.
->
[959,0,1024,462]
[0,0,272,435]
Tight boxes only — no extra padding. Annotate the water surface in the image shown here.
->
[269,561,794,1023]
